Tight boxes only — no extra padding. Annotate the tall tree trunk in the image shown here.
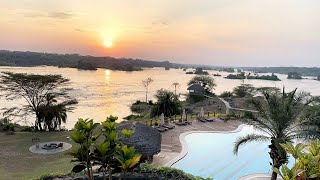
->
[271,170,278,180]
[35,112,43,131]
[269,139,284,180]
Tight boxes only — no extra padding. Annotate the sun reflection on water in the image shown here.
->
[105,69,111,82]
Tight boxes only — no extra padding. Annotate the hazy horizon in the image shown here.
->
[0,0,319,67]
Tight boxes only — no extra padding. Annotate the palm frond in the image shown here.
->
[234,134,270,155]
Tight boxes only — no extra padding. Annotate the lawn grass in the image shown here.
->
[0,131,76,180]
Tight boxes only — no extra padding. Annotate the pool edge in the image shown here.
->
[164,123,247,167]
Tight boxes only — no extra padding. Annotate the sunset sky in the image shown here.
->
[0,0,319,66]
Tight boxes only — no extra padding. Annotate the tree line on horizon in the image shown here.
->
[0,50,172,70]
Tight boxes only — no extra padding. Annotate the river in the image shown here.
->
[0,66,319,129]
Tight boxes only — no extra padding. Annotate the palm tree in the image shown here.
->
[38,94,68,131]
[142,77,153,102]
[151,89,181,117]
[233,88,319,180]
[171,82,180,95]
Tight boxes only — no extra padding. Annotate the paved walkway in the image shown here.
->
[219,98,258,114]
[152,118,242,166]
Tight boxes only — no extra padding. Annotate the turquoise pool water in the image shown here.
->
[171,126,294,180]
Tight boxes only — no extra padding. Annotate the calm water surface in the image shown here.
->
[0,66,320,129]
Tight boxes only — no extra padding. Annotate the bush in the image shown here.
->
[187,94,205,103]
[35,171,72,180]
[274,141,320,180]
[133,100,142,105]
[3,123,15,132]
[219,91,233,98]
[21,126,35,132]
[139,163,212,180]
[148,100,153,105]
[233,84,255,98]
[123,114,143,120]
[131,103,150,113]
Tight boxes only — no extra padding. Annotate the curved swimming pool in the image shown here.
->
[170,125,293,180]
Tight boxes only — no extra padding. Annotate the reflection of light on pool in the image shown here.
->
[171,126,294,180]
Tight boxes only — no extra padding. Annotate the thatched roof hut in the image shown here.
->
[117,122,161,156]
[187,84,205,95]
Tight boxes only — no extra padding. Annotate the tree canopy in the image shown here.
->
[232,84,255,98]
[151,89,181,117]
[188,75,216,92]
[0,72,77,131]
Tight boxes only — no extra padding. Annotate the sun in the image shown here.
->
[103,40,113,48]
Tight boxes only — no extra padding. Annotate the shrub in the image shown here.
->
[233,84,255,98]
[21,126,35,132]
[187,94,205,103]
[3,123,15,132]
[130,103,150,114]
[123,114,143,120]
[219,91,233,98]
[139,163,212,180]
[273,140,320,180]
[37,172,67,180]
[134,100,141,105]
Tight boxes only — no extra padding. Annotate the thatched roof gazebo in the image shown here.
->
[117,122,161,160]
[187,83,205,95]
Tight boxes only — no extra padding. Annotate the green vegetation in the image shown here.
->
[219,91,233,98]
[150,89,181,117]
[232,84,255,98]
[226,72,280,81]
[234,88,319,180]
[0,72,77,131]
[225,72,246,79]
[242,67,320,77]
[188,75,216,92]
[247,73,280,81]
[123,114,144,121]
[38,94,71,131]
[67,117,141,180]
[0,130,74,179]
[256,87,280,93]
[77,61,97,70]
[139,163,212,180]
[287,72,303,79]
[220,67,235,73]
[194,67,209,75]
[273,141,320,180]
[130,101,151,114]
[142,77,153,102]
[0,50,172,71]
